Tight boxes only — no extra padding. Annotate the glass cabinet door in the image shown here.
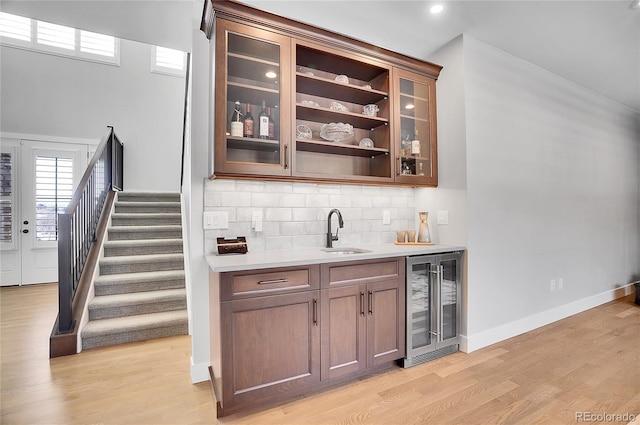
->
[214,20,291,176]
[439,257,459,343]
[394,69,437,186]
[407,261,437,353]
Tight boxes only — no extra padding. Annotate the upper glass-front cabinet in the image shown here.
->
[394,69,438,186]
[214,20,291,176]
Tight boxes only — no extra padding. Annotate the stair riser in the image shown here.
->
[100,260,184,275]
[104,244,183,257]
[95,279,185,296]
[117,195,180,203]
[89,300,187,320]
[115,205,181,214]
[108,230,182,241]
[111,217,182,226]
[82,323,188,350]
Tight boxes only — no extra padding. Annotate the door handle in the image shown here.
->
[368,291,373,315]
[360,292,365,316]
[22,229,29,233]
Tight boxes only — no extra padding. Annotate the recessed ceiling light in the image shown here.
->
[405,104,415,110]
[631,0,640,9]
[430,4,444,14]
[265,71,277,79]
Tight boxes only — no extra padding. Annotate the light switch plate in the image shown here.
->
[204,211,228,229]
[437,210,449,225]
[382,210,391,225]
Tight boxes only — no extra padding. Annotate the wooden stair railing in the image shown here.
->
[50,126,124,358]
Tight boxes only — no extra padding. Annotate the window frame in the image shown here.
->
[150,45,187,77]
[0,12,120,66]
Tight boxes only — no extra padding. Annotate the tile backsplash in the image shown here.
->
[204,179,416,253]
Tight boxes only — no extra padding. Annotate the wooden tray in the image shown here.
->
[394,241,433,246]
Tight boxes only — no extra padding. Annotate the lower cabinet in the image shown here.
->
[211,257,405,417]
[321,279,405,380]
[220,291,320,411]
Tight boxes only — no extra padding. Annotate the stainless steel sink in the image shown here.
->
[320,247,372,255]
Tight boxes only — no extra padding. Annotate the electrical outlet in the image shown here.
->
[437,210,449,225]
[382,210,391,225]
[550,279,556,292]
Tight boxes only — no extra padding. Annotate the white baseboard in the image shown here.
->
[190,357,210,384]
[464,283,634,353]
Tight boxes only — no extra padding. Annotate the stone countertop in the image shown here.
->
[206,243,466,272]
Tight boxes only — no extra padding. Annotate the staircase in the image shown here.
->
[81,192,188,350]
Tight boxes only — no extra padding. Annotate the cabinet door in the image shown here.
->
[366,279,405,367]
[393,68,438,186]
[221,291,320,409]
[320,284,367,380]
[406,259,438,356]
[438,255,461,346]
[214,19,292,176]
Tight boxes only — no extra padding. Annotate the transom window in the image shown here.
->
[0,12,120,65]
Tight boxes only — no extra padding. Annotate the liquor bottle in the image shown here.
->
[267,106,276,140]
[243,103,254,138]
[411,129,421,156]
[258,100,269,139]
[401,134,411,157]
[230,101,243,137]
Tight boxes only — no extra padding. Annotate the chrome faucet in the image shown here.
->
[326,208,344,248]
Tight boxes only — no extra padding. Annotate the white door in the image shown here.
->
[0,139,87,286]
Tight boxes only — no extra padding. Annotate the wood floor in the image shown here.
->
[1,283,638,424]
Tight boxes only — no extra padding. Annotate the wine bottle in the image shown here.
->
[267,106,275,140]
[258,100,269,139]
[243,103,254,138]
[411,129,421,156]
[230,101,243,137]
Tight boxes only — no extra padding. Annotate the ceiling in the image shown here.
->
[241,0,640,113]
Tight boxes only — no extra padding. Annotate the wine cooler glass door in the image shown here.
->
[408,261,437,353]
[439,257,460,344]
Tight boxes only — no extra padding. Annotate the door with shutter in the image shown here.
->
[0,139,86,286]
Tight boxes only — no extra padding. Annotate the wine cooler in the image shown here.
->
[402,252,462,368]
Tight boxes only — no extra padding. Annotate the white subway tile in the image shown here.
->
[265,236,293,250]
[211,179,236,192]
[305,194,330,207]
[265,208,292,222]
[280,221,307,236]
[221,191,251,207]
[252,192,280,207]
[317,184,341,194]
[204,191,222,207]
[265,181,293,193]
[280,193,306,207]
[293,183,318,193]
[292,208,318,222]
[237,180,266,192]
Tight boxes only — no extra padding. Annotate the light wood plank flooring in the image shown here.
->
[1,283,638,424]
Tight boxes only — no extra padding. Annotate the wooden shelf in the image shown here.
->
[228,82,279,107]
[227,136,280,151]
[296,73,387,105]
[296,104,388,130]
[297,139,389,157]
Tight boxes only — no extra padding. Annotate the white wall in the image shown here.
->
[0,39,185,192]
[461,36,639,349]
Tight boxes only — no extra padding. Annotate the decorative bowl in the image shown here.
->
[363,104,379,117]
[320,123,354,142]
[334,74,349,84]
[296,124,312,139]
[358,138,374,148]
[330,101,349,112]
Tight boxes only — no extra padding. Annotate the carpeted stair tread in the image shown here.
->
[107,225,182,241]
[111,213,182,226]
[117,192,180,202]
[89,288,186,309]
[99,253,184,275]
[95,269,185,284]
[100,252,184,265]
[94,270,185,295]
[82,310,187,336]
[103,238,183,256]
[108,225,181,232]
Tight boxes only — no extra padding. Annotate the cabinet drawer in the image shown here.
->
[221,265,320,300]
[321,258,404,288]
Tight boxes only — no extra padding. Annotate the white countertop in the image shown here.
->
[206,243,465,272]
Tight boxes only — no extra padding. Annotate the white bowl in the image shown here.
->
[320,123,354,142]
